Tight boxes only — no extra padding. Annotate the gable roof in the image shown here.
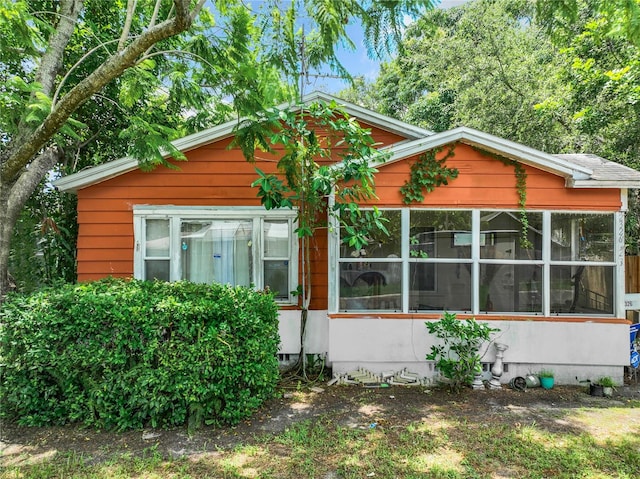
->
[54,95,640,193]
[54,92,432,193]
[381,126,640,189]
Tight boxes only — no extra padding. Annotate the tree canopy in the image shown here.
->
[340,0,640,251]
[0,0,435,296]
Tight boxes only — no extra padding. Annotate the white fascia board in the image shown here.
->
[54,120,239,193]
[381,127,593,181]
[300,92,434,140]
[569,179,640,189]
[170,120,237,152]
[55,92,431,193]
[53,156,139,192]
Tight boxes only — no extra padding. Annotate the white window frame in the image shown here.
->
[133,206,299,304]
[331,208,623,317]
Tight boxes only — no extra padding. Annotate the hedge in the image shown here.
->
[0,278,281,430]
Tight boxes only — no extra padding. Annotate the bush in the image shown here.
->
[426,312,499,392]
[0,278,280,430]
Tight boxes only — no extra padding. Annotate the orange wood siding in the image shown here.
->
[75,135,622,311]
[74,123,405,305]
[367,144,621,210]
[309,233,329,310]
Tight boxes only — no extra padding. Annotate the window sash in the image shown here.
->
[336,208,619,316]
[134,207,297,303]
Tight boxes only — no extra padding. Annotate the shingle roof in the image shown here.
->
[53,93,640,193]
[554,154,640,188]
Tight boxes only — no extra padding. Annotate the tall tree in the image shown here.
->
[0,0,435,297]
[535,0,640,252]
[0,0,209,297]
[356,0,568,152]
[534,0,640,167]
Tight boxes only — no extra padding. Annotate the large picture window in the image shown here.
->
[337,209,619,316]
[134,207,297,303]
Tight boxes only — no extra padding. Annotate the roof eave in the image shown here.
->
[54,156,138,193]
[382,127,593,180]
[301,92,434,140]
[568,179,640,189]
[54,120,238,192]
[55,91,434,193]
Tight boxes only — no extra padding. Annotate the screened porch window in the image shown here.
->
[336,209,619,316]
[549,213,615,315]
[479,211,543,313]
[134,207,297,303]
[339,210,402,311]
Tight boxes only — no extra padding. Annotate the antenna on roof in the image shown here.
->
[297,28,350,101]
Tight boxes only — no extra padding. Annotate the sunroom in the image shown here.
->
[333,208,620,318]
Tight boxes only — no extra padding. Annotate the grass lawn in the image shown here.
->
[2,386,640,478]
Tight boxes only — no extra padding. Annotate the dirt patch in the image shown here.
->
[2,383,640,467]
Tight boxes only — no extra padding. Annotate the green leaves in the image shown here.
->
[426,312,500,392]
[0,279,280,430]
[537,0,640,46]
[251,167,293,209]
[400,147,458,204]
[237,100,388,250]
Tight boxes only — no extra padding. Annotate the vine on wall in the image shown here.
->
[400,146,458,204]
[472,146,532,249]
[399,144,532,249]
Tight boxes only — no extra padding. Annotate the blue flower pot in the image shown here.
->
[540,376,554,390]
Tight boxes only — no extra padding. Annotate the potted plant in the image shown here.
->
[598,377,616,397]
[589,381,604,397]
[538,370,555,389]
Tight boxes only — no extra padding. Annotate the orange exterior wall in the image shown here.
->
[75,125,404,310]
[368,144,621,209]
[75,138,622,311]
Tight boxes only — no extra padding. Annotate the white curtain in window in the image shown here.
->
[181,221,252,285]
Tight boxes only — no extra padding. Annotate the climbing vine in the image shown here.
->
[400,146,458,204]
[472,147,532,249]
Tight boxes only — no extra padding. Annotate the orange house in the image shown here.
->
[55,92,640,384]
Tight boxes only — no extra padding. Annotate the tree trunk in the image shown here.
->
[0,0,206,298]
[0,185,13,299]
[0,148,62,299]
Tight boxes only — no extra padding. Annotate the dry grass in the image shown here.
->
[2,385,640,478]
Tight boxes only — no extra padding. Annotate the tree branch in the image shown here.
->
[118,0,138,51]
[1,0,206,183]
[10,1,84,151]
[52,38,121,105]
[36,0,85,97]
[144,0,167,56]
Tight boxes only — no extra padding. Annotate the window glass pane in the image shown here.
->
[264,221,289,257]
[480,211,542,260]
[180,220,252,286]
[339,262,401,311]
[551,213,614,262]
[480,264,543,313]
[340,210,401,259]
[264,260,289,300]
[410,210,472,259]
[550,265,614,314]
[146,219,170,257]
[145,260,169,281]
[410,263,471,311]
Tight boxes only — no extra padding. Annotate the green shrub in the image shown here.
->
[426,312,499,392]
[0,278,280,430]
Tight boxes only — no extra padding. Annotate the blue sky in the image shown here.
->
[307,0,471,94]
[207,1,470,94]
